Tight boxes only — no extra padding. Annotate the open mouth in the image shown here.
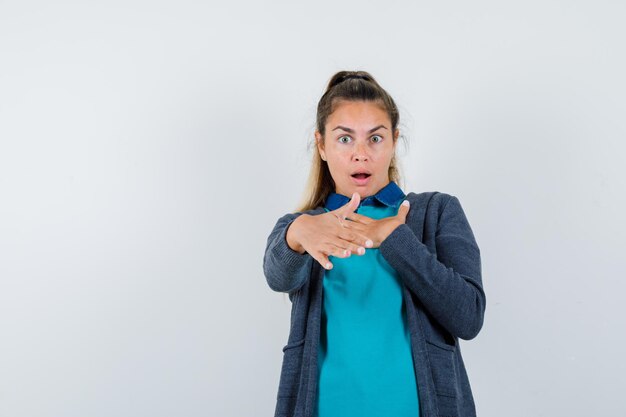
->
[351,173,371,179]
[351,172,371,185]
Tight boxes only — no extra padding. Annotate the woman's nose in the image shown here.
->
[353,142,369,161]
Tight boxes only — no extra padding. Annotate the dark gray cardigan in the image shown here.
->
[263,191,486,417]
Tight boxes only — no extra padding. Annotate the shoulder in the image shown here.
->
[405,190,456,210]
[404,191,470,224]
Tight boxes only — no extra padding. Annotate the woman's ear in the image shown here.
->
[315,131,326,161]
[392,129,400,152]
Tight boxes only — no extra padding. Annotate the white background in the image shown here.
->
[1,1,625,416]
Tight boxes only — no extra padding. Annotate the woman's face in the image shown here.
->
[315,100,398,199]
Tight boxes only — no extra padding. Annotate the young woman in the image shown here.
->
[263,70,486,417]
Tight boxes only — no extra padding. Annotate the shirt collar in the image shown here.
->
[324,181,406,211]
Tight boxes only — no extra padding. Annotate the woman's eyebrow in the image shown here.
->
[332,125,388,133]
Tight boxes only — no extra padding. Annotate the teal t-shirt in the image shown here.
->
[314,202,419,417]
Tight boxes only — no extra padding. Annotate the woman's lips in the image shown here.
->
[351,174,371,186]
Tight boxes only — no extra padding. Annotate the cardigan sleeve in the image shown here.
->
[379,195,486,340]
[263,212,314,294]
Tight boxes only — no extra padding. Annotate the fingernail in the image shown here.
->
[358,247,365,255]
[365,239,373,248]
[402,200,410,207]
[325,262,332,269]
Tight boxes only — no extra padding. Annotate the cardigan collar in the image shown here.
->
[324,180,406,211]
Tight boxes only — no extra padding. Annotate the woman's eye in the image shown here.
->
[338,136,351,144]
[371,135,383,143]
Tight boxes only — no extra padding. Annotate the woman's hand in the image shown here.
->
[286,193,375,270]
[342,199,411,249]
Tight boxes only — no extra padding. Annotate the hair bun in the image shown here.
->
[326,71,375,90]
[341,74,369,82]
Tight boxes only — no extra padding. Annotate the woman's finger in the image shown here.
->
[314,252,333,270]
[332,193,360,222]
[331,211,347,227]
[344,211,375,224]
[337,229,371,250]
[313,242,354,270]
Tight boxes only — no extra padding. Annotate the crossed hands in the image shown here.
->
[285,192,411,270]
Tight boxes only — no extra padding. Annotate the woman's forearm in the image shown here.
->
[379,196,486,340]
[263,213,313,293]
